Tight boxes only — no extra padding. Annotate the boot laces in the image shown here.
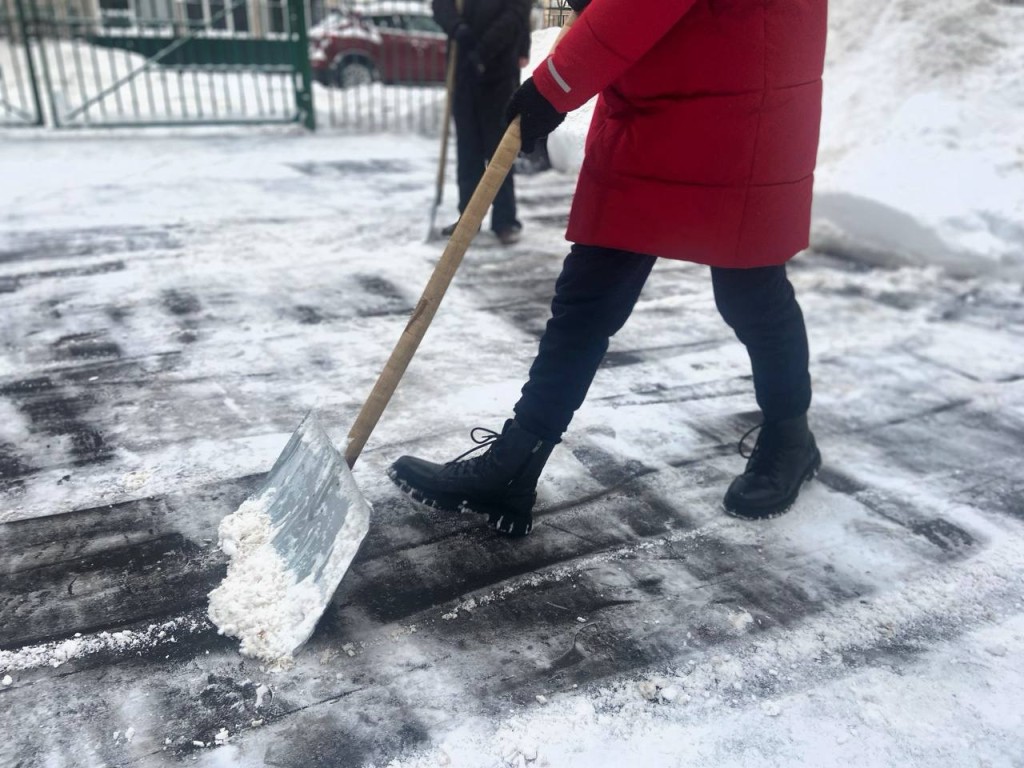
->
[738,423,783,476]
[738,423,762,460]
[442,427,500,477]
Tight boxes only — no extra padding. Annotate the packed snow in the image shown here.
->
[208,420,372,665]
[207,490,317,664]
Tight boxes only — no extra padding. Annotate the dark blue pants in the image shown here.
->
[513,245,812,442]
[453,67,518,233]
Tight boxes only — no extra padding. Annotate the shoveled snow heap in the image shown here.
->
[207,490,324,666]
[207,453,372,666]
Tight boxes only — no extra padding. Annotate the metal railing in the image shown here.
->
[5,0,313,128]
[0,0,571,132]
[542,0,571,28]
[0,0,45,125]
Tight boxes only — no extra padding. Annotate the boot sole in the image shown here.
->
[387,466,466,512]
[387,467,532,526]
[723,449,822,522]
[459,500,533,536]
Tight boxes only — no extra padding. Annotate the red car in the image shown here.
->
[310,2,448,87]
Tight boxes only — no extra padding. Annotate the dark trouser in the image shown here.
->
[453,68,518,233]
[513,245,812,442]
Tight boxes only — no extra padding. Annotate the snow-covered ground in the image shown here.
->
[2,2,1024,766]
[2,128,1023,767]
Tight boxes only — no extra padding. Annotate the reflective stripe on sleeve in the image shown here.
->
[547,57,571,93]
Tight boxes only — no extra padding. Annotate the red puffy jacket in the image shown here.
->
[533,0,828,268]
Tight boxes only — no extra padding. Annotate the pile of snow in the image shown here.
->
[207,442,371,667]
[814,0,1024,276]
[531,0,1024,277]
[207,490,329,666]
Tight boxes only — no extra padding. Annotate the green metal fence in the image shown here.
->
[0,0,44,126]
[5,0,313,128]
[0,0,570,133]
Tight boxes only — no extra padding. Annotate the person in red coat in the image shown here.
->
[390,0,828,535]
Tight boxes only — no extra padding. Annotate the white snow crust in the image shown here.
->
[379,539,1024,768]
[0,614,209,673]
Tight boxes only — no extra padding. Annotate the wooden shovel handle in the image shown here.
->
[344,13,578,467]
[344,119,523,466]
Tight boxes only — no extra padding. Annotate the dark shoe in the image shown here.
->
[440,220,481,238]
[495,223,522,246]
[388,419,555,536]
[723,414,821,520]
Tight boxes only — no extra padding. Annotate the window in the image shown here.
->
[403,14,442,34]
[178,0,250,33]
[368,14,402,30]
[99,0,135,28]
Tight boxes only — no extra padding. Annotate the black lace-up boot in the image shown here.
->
[388,419,555,536]
[723,414,821,520]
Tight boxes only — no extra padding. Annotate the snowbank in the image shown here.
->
[529,0,1024,277]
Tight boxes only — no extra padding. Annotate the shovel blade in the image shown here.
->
[207,412,370,663]
[426,200,442,242]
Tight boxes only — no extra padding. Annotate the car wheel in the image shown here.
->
[334,58,376,88]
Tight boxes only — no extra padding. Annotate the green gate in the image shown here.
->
[0,0,45,126]
[9,0,314,129]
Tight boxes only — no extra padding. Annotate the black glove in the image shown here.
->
[453,22,476,50]
[505,77,566,154]
[452,23,484,75]
[566,0,590,13]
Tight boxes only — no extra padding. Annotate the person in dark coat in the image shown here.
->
[433,0,532,245]
[392,0,828,534]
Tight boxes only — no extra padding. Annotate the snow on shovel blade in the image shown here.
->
[207,411,370,665]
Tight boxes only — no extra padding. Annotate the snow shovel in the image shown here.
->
[426,42,458,242]
[206,120,533,664]
[208,13,577,665]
